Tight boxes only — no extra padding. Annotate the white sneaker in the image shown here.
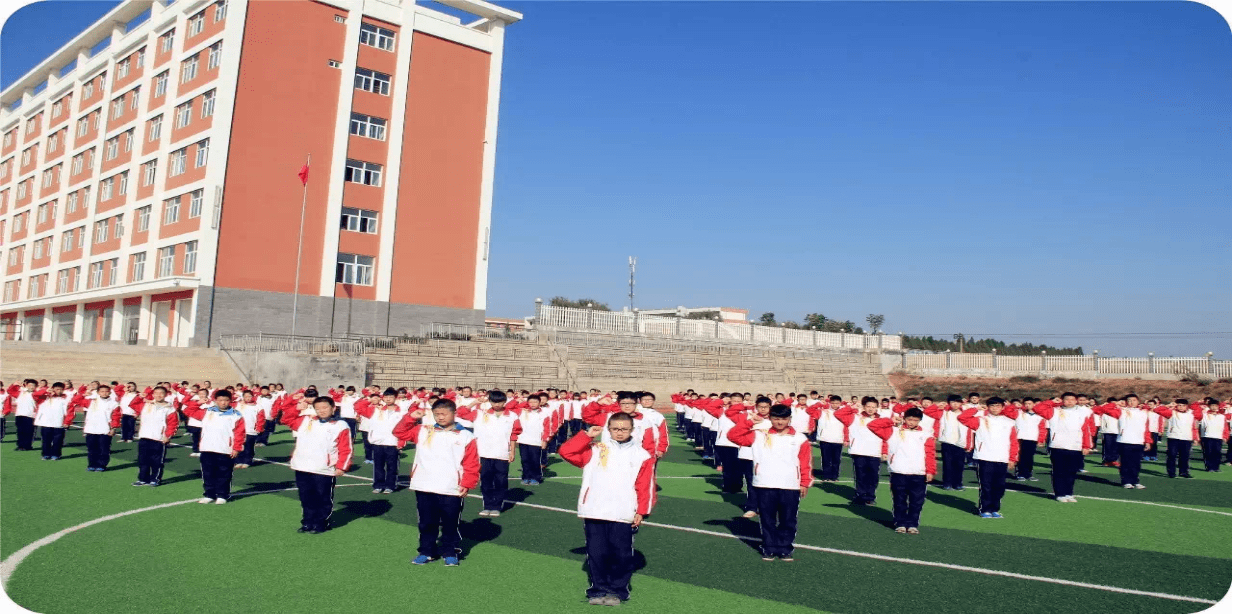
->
[1123,484,1135,489]
[1056,496,1067,502]
[190,453,201,458]
[477,510,491,517]
[1133,484,1146,489]
[197,497,213,504]
[214,498,227,505]
[1065,496,1078,503]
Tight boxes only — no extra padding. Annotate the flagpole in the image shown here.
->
[291,153,310,339]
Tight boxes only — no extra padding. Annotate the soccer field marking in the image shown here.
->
[486,498,1218,606]
[0,483,370,590]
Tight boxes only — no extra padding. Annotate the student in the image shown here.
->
[868,408,935,534]
[836,397,887,505]
[117,382,140,443]
[74,384,122,472]
[1198,398,1228,472]
[1012,399,1047,481]
[181,391,246,505]
[1097,396,1122,467]
[514,395,552,485]
[132,386,179,487]
[726,404,811,560]
[338,386,361,441]
[813,395,848,483]
[936,395,972,490]
[184,385,206,458]
[255,386,277,446]
[236,391,267,468]
[1031,393,1096,502]
[392,399,480,566]
[1154,399,1199,479]
[1092,394,1153,488]
[33,382,72,460]
[698,394,723,462]
[714,396,748,495]
[1144,398,1163,461]
[560,414,656,604]
[354,388,411,494]
[6,380,42,452]
[736,397,773,518]
[958,397,1019,518]
[635,392,670,459]
[455,390,521,515]
[281,395,352,533]
[582,393,664,458]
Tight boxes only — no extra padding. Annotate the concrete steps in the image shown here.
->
[0,341,244,385]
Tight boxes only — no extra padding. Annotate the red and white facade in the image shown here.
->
[0,0,518,346]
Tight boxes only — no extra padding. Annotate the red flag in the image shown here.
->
[297,163,309,186]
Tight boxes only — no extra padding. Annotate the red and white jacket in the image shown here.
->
[1014,409,1048,446]
[392,417,480,496]
[74,393,121,435]
[1093,404,1153,446]
[1153,406,1200,441]
[236,402,267,437]
[513,406,553,446]
[958,408,1019,464]
[4,384,42,418]
[137,400,179,442]
[282,410,353,477]
[560,431,656,522]
[834,407,888,457]
[1199,410,1230,441]
[33,393,73,428]
[354,399,410,447]
[937,406,974,449]
[1030,401,1095,452]
[726,419,812,492]
[582,401,666,457]
[812,403,850,444]
[181,401,245,455]
[457,403,523,460]
[868,418,937,476]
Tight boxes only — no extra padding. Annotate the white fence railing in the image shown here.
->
[900,352,1231,378]
[533,304,901,352]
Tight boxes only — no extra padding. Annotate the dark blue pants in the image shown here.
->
[1016,440,1037,479]
[1166,438,1192,477]
[480,457,510,510]
[851,454,880,503]
[739,458,757,512]
[14,416,34,449]
[702,429,717,459]
[1201,438,1223,472]
[753,487,799,557]
[976,460,1007,513]
[890,473,926,528]
[137,439,167,483]
[519,443,543,481]
[256,414,276,444]
[342,419,358,442]
[120,415,136,441]
[295,471,336,530]
[187,426,201,453]
[372,444,400,491]
[675,412,685,432]
[1118,442,1144,485]
[361,431,373,461]
[1147,432,1160,458]
[687,420,700,442]
[199,451,234,500]
[940,443,966,488]
[818,442,843,480]
[85,433,112,469]
[1050,449,1082,497]
[40,427,65,458]
[716,446,742,492]
[236,435,257,465]
[415,490,463,557]
[1101,433,1120,463]
[583,519,636,600]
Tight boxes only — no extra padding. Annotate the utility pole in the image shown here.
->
[628,256,637,311]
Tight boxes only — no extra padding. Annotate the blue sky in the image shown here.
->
[3,1,1230,358]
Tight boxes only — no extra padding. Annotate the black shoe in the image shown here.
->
[132,481,147,487]
[1180,474,1194,479]
[297,526,310,533]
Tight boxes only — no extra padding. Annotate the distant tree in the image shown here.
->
[866,314,885,333]
[804,313,827,329]
[684,311,720,320]
[782,321,803,329]
[550,297,611,311]
[758,312,777,327]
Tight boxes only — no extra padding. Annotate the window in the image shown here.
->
[2,282,13,303]
[25,119,35,135]
[52,100,63,117]
[349,113,387,141]
[188,11,205,36]
[175,101,193,128]
[214,0,228,22]
[89,261,104,288]
[72,265,82,291]
[14,213,25,232]
[194,139,209,167]
[335,253,374,285]
[183,240,197,274]
[37,202,48,224]
[41,168,54,189]
[3,132,10,147]
[327,60,341,68]
[154,71,168,98]
[57,269,69,293]
[21,148,31,167]
[169,148,186,177]
[105,137,119,160]
[90,111,99,130]
[142,159,157,186]
[335,15,345,23]
[124,129,133,152]
[61,229,73,252]
[130,87,140,110]
[359,23,396,51]
[160,29,175,53]
[118,172,128,196]
[340,207,378,234]
[180,55,198,83]
[7,248,18,266]
[0,161,7,180]
[189,189,204,217]
[27,276,38,298]
[157,246,175,277]
[354,68,390,95]
[111,97,124,120]
[83,186,91,208]
[100,177,114,201]
[108,258,119,286]
[131,252,146,281]
[344,159,382,186]
[84,149,93,169]
[163,196,180,224]
[200,90,215,118]
[83,81,94,99]
[94,218,109,243]
[207,42,223,70]
[136,48,146,68]
[117,58,130,79]
[147,115,162,141]
[76,117,89,137]
[136,205,151,231]
[48,133,58,153]
[71,153,83,175]
[32,238,43,260]
[16,182,26,200]
[67,191,78,213]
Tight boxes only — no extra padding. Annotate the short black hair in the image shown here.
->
[755,396,773,406]
[1175,398,1189,405]
[432,399,457,413]
[313,396,335,408]
[861,396,878,406]
[488,390,507,404]
[1061,392,1077,399]
[904,408,923,420]
[639,391,656,401]
[213,390,232,400]
[947,394,963,403]
[608,412,634,427]
[383,387,398,397]
[52,382,65,389]
[768,404,792,418]
[987,396,1005,406]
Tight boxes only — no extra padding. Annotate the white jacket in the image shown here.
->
[137,401,179,441]
[726,421,812,491]
[561,433,655,523]
[82,396,121,435]
[400,421,480,496]
[289,418,352,476]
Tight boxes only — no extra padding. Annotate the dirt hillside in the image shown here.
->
[888,373,1231,402]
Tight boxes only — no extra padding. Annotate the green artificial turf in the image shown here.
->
[1,416,1229,613]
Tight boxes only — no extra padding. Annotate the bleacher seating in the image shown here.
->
[365,338,567,391]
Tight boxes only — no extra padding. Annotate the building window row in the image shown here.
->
[349,112,386,141]
[359,23,396,51]
[354,68,390,96]
[340,207,378,234]
[336,253,373,286]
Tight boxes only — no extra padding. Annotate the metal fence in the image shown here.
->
[533,304,901,352]
[901,352,1231,378]
[218,334,365,356]
[420,322,533,343]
